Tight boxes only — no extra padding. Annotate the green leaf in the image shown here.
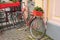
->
[34,6,44,13]
[10,0,17,2]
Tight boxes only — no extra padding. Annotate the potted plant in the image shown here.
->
[33,6,44,17]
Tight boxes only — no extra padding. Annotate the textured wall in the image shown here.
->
[35,0,42,8]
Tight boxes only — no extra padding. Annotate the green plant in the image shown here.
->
[34,6,44,13]
[10,0,17,2]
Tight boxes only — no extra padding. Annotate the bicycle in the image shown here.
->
[17,1,47,40]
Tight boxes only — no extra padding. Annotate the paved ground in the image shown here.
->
[0,20,53,40]
[0,28,31,40]
[0,19,53,40]
[0,27,53,40]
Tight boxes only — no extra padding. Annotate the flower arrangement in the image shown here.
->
[33,6,44,17]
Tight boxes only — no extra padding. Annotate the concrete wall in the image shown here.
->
[46,22,60,40]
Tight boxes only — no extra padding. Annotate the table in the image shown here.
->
[0,2,20,9]
[0,2,20,28]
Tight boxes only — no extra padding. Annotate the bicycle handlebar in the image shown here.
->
[21,2,34,6]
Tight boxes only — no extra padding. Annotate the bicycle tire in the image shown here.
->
[30,17,46,39]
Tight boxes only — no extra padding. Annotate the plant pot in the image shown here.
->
[32,10,43,17]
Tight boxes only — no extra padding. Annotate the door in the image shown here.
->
[47,0,60,26]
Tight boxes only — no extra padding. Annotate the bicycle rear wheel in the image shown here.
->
[30,17,46,39]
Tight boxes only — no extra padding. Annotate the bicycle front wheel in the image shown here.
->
[30,17,46,39]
